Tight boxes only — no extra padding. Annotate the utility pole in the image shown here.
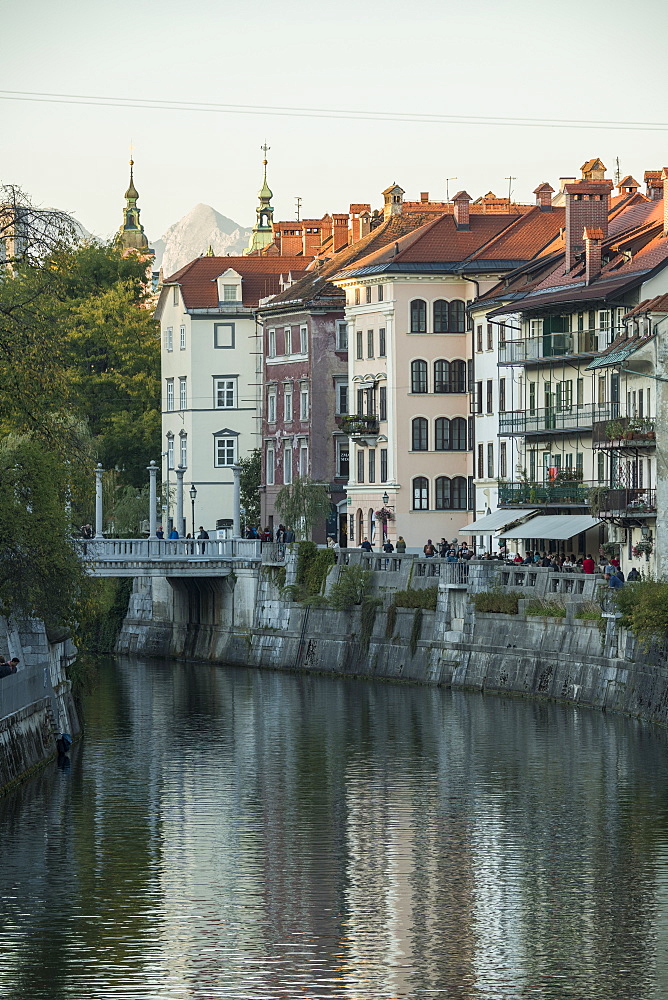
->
[446,178,457,201]
[505,176,517,202]
[295,196,302,221]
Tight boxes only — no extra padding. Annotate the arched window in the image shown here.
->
[412,476,429,510]
[434,300,449,333]
[411,359,428,393]
[452,476,468,509]
[435,476,451,509]
[434,360,450,393]
[410,299,427,333]
[452,360,467,392]
[412,417,428,451]
[435,417,450,451]
[450,299,466,333]
[451,417,467,450]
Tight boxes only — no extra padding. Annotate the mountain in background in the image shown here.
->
[152,204,252,276]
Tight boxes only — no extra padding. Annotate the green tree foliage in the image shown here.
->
[329,565,373,611]
[614,581,668,649]
[275,477,332,540]
[295,541,336,595]
[238,448,261,528]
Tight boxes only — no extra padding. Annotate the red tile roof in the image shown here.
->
[467,206,565,261]
[624,293,668,318]
[163,256,311,309]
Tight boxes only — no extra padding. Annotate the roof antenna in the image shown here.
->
[295,196,302,221]
[505,175,517,202]
[446,177,457,201]
[614,157,621,186]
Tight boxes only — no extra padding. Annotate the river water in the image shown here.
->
[2,657,668,999]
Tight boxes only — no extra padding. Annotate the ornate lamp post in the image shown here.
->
[189,484,197,538]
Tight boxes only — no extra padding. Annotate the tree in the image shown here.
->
[275,477,332,540]
[238,448,261,528]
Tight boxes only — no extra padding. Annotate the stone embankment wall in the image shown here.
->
[0,617,80,795]
[117,560,668,727]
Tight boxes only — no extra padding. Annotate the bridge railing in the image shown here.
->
[73,538,263,560]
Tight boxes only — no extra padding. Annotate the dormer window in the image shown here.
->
[216,268,242,303]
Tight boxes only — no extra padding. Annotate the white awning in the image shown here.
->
[460,509,538,533]
[499,514,602,540]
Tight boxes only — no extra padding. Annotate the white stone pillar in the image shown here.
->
[232,464,241,538]
[94,463,104,538]
[176,465,186,538]
[148,460,158,539]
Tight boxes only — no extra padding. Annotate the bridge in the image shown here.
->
[73,538,286,577]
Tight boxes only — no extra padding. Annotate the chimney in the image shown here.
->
[452,190,471,229]
[420,192,429,203]
[644,170,663,200]
[332,213,349,251]
[618,175,640,197]
[382,183,405,221]
[533,182,554,211]
[564,160,612,271]
[663,169,668,236]
[359,211,371,239]
[584,226,604,283]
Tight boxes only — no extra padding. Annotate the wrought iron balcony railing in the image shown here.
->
[500,403,615,436]
[498,328,607,365]
[592,417,656,448]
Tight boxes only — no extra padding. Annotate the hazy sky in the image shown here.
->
[2,0,667,240]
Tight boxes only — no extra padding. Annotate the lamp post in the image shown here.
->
[189,484,197,538]
[94,463,104,538]
[176,465,186,537]
[382,491,389,506]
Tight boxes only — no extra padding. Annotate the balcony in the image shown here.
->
[499,329,604,365]
[592,416,656,449]
[340,414,380,445]
[500,403,614,437]
[595,488,657,518]
[498,477,594,507]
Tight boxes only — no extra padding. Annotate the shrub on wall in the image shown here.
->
[470,590,522,615]
[392,587,438,611]
[613,581,668,649]
[329,565,373,611]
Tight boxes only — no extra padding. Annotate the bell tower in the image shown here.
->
[244,144,275,255]
[118,156,149,253]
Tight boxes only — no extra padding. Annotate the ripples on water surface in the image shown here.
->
[2,657,668,999]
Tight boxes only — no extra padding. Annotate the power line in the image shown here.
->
[1,89,667,132]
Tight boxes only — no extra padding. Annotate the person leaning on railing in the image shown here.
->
[0,657,19,678]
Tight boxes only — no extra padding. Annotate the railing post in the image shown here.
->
[95,463,104,538]
[147,460,158,539]
[176,465,186,538]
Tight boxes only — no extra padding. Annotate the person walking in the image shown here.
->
[582,553,596,574]
[396,536,406,554]
[423,539,436,558]
[360,537,373,552]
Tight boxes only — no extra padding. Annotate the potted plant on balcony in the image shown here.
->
[605,419,625,441]
[587,486,610,517]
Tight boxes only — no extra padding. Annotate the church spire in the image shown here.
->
[244,143,275,255]
[118,155,149,253]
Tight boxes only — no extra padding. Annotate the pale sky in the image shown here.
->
[1,0,667,241]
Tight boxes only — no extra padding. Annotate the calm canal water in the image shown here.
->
[2,657,668,999]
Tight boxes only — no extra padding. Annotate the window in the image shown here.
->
[354,288,360,305]
[214,323,235,349]
[337,441,349,479]
[268,329,276,358]
[266,445,275,485]
[336,321,348,351]
[529,450,536,481]
[267,391,277,424]
[379,385,387,421]
[435,476,466,509]
[215,437,236,467]
[357,449,365,484]
[598,376,606,404]
[597,452,605,483]
[380,448,387,483]
[179,325,186,350]
[499,322,506,345]
[434,300,449,333]
[475,381,483,414]
[476,325,483,352]
[452,477,467,509]
[356,330,363,360]
[410,299,427,333]
[167,436,174,470]
[300,325,308,354]
[367,330,374,358]
[529,382,536,414]
[368,449,376,483]
[284,387,293,422]
[434,360,450,393]
[300,386,309,420]
[412,417,428,451]
[435,417,450,451]
[284,327,292,356]
[165,326,173,352]
[450,300,465,333]
[487,323,493,350]
[378,285,384,302]
[284,446,292,485]
[299,441,308,477]
[499,378,506,412]
[411,359,428,393]
[487,443,494,478]
[412,477,429,510]
[179,377,187,410]
[451,360,466,392]
[477,443,484,479]
[223,284,237,301]
[529,318,543,339]
[379,328,386,357]
[166,379,174,412]
[365,286,372,304]
[486,380,493,414]
[556,380,573,411]
[357,388,364,416]
[214,378,236,408]
[173,286,179,306]
[451,417,467,450]
[180,434,187,469]
[435,476,450,510]
[337,383,348,415]
[467,359,473,393]
[500,442,507,478]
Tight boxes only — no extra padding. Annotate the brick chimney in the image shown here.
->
[452,190,471,229]
[644,170,663,200]
[564,160,612,271]
[584,226,604,283]
[349,204,371,243]
[420,192,429,203]
[618,175,640,197]
[534,182,554,211]
[332,213,349,251]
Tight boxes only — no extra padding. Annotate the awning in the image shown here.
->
[498,514,602,540]
[460,509,538,533]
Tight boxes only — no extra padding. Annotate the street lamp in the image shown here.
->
[189,484,197,538]
[382,491,389,506]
